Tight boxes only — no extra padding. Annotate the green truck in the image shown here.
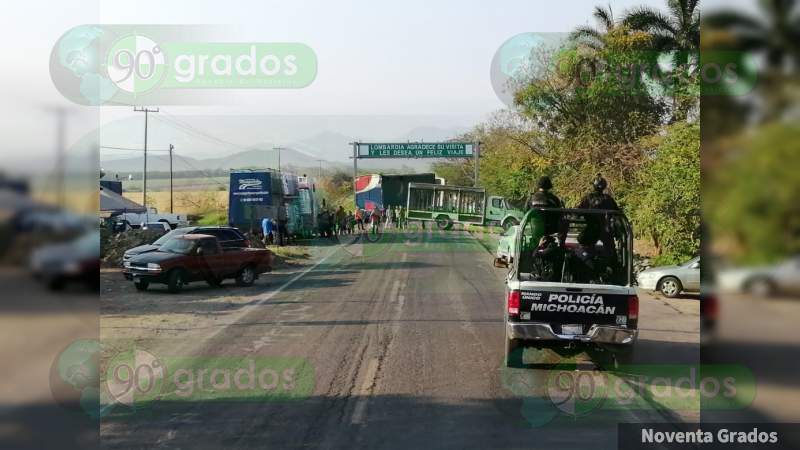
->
[406,182,525,230]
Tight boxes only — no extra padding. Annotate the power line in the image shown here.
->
[100,145,171,152]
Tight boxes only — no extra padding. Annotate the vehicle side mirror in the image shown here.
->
[493,257,509,269]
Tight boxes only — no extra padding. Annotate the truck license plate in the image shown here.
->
[561,324,583,336]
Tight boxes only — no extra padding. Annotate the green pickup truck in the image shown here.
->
[406,182,524,230]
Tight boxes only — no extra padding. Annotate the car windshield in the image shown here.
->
[516,208,632,286]
[154,228,189,245]
[684,257,700,266]
[159,238,195,255]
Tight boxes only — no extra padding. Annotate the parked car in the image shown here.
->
[141,222,171,233]
[494,225,520,267]
[717,256,800,297]
[636,256,700,298]
[30,230,100,290]
[114,207,187,230]
[122,226,251,264]
[123,234,271,293]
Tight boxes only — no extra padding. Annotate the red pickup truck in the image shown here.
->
[122,234,272,293]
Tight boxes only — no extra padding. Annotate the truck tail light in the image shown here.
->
[627,295,639,321]
[507,290,520,316]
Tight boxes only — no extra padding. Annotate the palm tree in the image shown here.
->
[570,5,618,50]
[624,0,700,55]
[704,0,800,72]
[704,0,800,121]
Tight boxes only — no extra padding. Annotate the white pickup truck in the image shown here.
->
[498,207,638,367]
[115,207,188,230]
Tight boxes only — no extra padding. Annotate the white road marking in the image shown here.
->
[351,358,380,424]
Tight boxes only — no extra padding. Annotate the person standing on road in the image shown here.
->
[261,216,274,246]
[371,208,381,234]
[277,203,288,246]
[355,208,364,231]
[335,206,346,236]
[390,206,398,229]
[398,206,407,230]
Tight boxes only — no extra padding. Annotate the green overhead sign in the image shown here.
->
[356,142,475,159]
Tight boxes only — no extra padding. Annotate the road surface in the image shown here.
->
[99,228,699,449]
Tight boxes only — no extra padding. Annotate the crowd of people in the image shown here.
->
[316,205,409,238]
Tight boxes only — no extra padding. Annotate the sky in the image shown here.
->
[0,0,724,174]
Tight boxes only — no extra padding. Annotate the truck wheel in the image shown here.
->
[134,280,149,291]
[502,218,519,232]
[505,337,524,368]
[167,269,185,294]
[658,276,682,298]
[435,215,453,230]
[236,265,256,287]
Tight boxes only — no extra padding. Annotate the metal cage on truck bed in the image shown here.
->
[406,182,486,225]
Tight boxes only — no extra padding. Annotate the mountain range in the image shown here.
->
[99,126,469,175]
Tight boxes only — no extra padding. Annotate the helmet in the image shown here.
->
[536,176,553,190]
[592,174,607,192]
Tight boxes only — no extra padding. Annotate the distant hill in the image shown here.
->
[99,125,470,177]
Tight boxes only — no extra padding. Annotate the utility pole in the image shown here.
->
[134,106,159,221]
[54,108,66,208]
[316,159,324,179]
[473,142,480,187]
[169,144,174,213]
[272,146,285,172]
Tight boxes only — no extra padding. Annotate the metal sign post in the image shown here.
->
[352,142,358,207]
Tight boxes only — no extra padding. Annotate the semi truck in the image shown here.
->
[406,182,525,230]
[355,173,436,211]
[228,169,319,237]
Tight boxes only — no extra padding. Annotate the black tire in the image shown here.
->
[167,269,185,294]
[502,218,519,232]
[435,215,453,231]
[134,280,149,291]
[746,277,776,297]
[505,337,524,368]
[658,276,683,298]
[236,265,256,287]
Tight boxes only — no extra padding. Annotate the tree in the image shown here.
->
[628,122,700,264]
[515,29,665,145]
[570,5,620,50]
[704,0,800,121]
[624,0,701,122]
[624,0,700,55]
[706,123,800,264]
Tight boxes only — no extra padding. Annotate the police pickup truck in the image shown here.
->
[497,207,638,367]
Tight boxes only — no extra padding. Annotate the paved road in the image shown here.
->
[99,228,699,449]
